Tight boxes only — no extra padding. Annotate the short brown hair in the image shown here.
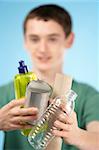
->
[23,4,72,37]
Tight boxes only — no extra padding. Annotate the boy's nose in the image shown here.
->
[39,40,47,53]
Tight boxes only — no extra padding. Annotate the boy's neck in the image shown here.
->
[33,68,63,86]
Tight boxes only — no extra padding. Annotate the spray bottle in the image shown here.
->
[14,60,37,136]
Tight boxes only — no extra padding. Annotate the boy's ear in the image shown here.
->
[65,32,74,48]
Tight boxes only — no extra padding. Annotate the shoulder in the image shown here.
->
[72,79,99,113]
[72,79,99,97]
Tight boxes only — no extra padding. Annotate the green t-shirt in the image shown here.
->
[0,80,99,150]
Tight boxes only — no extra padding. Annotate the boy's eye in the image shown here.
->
[49,38,58,42]
[30,38,39,42]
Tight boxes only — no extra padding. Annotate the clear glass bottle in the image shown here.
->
[28,90,77,150]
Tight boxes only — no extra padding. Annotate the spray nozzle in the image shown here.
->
[18,60,28,74]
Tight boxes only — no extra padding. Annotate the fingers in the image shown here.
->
[52,129,68,138]
[52,119,71,138]
[9,107,38,126]
[52,111,78,139]
[11,115,38,124]
[13,107,38,116]
[7,114,38,131]
[54,120,71,131]
[58,113,73,125]
[6,123,32,131]
[3,98,26,110]
[11,99,26,107]
[5,99,39,116]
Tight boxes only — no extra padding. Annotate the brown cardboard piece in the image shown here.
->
[51,73,73,98]
[46,73,73,150]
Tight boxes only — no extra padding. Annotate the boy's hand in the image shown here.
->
[52,111,80,145]
[0,98,38,131]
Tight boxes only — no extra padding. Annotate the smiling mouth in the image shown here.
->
[37,56,51,62]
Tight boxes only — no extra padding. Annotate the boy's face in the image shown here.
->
[24,18,69,72]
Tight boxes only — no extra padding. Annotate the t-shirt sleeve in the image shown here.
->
[0,82,15,108]
[82,87,99,127]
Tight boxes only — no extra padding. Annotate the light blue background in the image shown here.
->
[0,0,99,149]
